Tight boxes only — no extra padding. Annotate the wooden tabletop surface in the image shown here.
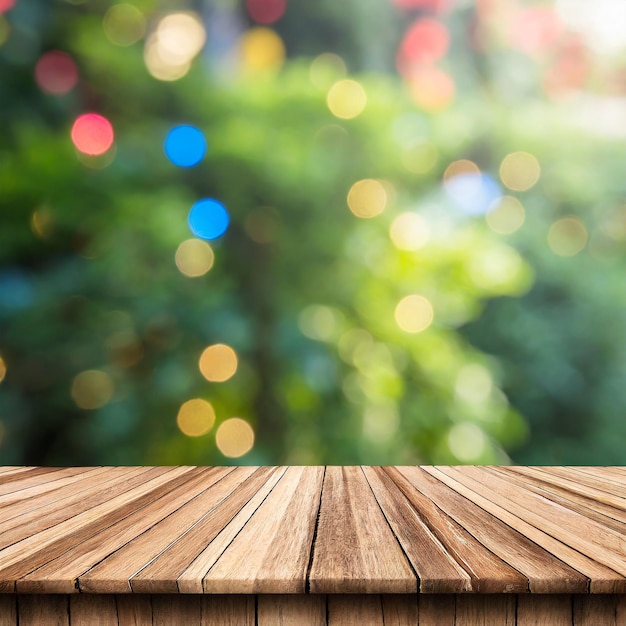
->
[0,465,625,595]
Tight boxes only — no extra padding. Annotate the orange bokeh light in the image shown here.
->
[407,65,455,112]
[509,6,563,56]
[71,114,114,156]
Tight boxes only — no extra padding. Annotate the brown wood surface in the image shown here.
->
[2,466,626,596]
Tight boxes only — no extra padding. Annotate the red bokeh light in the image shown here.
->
[392,0,453,14]
[246,0,286,24]
[35,51,79,96]
[397,18,449,74]
[71,114,115,156]
[509,7,563,56]
[407,65,455,112]
[0,0,15,13]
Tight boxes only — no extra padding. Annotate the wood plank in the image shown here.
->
[69,594,118,626]
[573,595,618,626]
[203,466,323,594]
[426,467,625,593]
[309,466,416,594]
[17,595,69,626]
[257,595,326,626]
[152,594,200,626]
[80,466,259,593]
[0,595,16,626]
[20,467,234,593]
[442,466,626,579]
[456,595,516,626]
[202,595,255,626]
[116,594,153,626]
[0,466,195,591]
[536,467,626,499]
[382,595,418,625]
[517,595,572,625]
[388,468,527,594]
[328,595,383,626]
[0,468,68,492]
[131,467,281,593]
[417,595,455,626]
[177,468,287,593]
[362,466,472,593]
[393,466,587,593]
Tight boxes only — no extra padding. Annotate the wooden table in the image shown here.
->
[0,466,625,625]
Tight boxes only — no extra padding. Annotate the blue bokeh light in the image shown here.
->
[188,199,230,240]
[164,125,207,168]
[444,173,502,215]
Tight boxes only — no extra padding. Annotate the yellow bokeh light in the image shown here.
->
[144,12,205,81]
[327,79,367,120]
[177,398,215,437]
[548,217,588,257]
[443,159,480,183]
[390,212,430,251]
[310,52,347,89]
[448,422,486,462]
[175,239,214,277]
[0,355,6,383]
[402,142,438,174]
[216,417,255,458]
[71,370,114,410]
[499,151,541,191]
[395,295,434,334]
[486,196,526,235]
[199,344,238,382]
[30,207,54,240]
[239,27,285,72]
[347,179,386,219]
[298,305,341,341]
[103,4,146,47]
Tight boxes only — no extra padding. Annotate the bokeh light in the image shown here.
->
[406,66,455,112]
[327,80,367,120]
[35,51,78,95]
[177,398,215,437]
[188,199,230,240]
[455,364,493,406]
[444,159,480,181]
[298,305,342,341]
[486,196,526,235]
[103,4,146,47]
[310,53,347,90]
[0,0,15,13]
[401,142,438,174]
[448,422,486,462]
[390,212,430,251]
[239,27,285,72]
[0,355,6,383]
[215,417,255,457]
[548,217,588,256]
[175,239,214,277]
[499,152,541,192]
[71,114,114,156]
[164,125,206,168]
[395,294,434,333]
[71,370,114,410]
[30,207,54,239]
[0,16,9,47]
[199,343,238,382]
[392,0,452,12]
[246,0,286,24]
[509,6,562,56]
[445,170,502,215]
[144,12,205,81]
[398,18,449,70]
[347,179,387,218]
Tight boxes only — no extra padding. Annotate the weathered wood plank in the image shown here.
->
[382,595,418,625]
[202,595,255,626]
[69,594,118,626]
[21,467,233,593]
[257,595,326,626]
[417,594,455,626]
[517,594,572,625]
[309,466,416,594]
[363,466,471,593]
[389,467,527,594]
[0,594,16,626]
[427,466,625,593]
[0,468,69,493]
[456,595,516,626]
[573,594,618,626]
[536,467,626,499]
[394,466,588,593]
[152,594,200,626]
[0,467,195,592]
[328,595,383,626]
[177,468,286,593]
[203,466,323,594]
[17,595,69,626]
[116,594,153,626]
[80,467,258,594]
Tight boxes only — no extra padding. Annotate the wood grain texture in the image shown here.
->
[152,594,200,626]
[258,595,326,626]
[202,595,255,626]
[573,594,619,626]
[517,594,572,626]
[17,595,68,626]
[456,595,516,626]
[382,594,418,625]
[309,466,416,594]
[328,595,383,626]
[418,594,455,626]
[116,594,152,626]
[0,595,15,626]
[69,594,118,626]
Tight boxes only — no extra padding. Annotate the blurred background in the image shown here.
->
[1,0,626,466]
